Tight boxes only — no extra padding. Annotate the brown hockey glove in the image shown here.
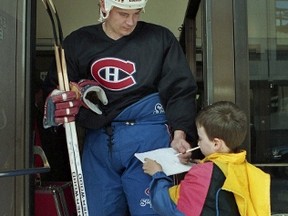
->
[43,80,108,128]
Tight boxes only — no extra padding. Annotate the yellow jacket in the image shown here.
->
[203,151,271,216]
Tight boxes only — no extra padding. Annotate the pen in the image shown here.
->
[175,146,200,156]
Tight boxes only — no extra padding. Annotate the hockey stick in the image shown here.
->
[41,1,89,215]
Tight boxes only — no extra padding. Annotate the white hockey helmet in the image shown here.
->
[99,0,148,22]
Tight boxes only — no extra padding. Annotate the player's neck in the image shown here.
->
[102,22,121,40]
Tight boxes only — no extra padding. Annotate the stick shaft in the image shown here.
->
[65,122,89,215]
[54,46,64,90]
[54,47,89,216]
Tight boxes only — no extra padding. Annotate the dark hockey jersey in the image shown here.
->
[43,21,197,140]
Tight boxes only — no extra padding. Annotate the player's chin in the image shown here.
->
[121,30,133,36]
[121,27,135,36]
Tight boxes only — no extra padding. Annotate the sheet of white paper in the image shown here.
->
[135,147,193,176]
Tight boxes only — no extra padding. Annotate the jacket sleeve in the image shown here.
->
[149,171,185,216]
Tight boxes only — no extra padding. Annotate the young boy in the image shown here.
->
[143,101,271,216]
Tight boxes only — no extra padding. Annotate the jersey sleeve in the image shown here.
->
[157,30,198,142]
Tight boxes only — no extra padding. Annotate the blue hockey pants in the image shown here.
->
[82,93,171,215]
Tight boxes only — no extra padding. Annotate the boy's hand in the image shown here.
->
[142,158,163,176]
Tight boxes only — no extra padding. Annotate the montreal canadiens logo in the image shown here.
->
[91,57,136,91]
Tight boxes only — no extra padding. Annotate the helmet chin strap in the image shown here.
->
[98,0,111,22]
[98,8,110,22]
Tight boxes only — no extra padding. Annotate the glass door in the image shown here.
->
[248,0,288,213]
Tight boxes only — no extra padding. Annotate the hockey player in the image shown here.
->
[43,0,198,215]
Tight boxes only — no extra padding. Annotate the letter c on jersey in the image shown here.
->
[91,58,136,91]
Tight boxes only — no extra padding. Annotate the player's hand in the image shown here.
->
[43,79,108,128]
[171,130,192,164]
[43,89,80,128]
[143,158,163,176]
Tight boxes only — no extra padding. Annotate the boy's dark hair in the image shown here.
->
[196,101,247,151]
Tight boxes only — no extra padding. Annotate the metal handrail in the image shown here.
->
[0,146,50,178]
